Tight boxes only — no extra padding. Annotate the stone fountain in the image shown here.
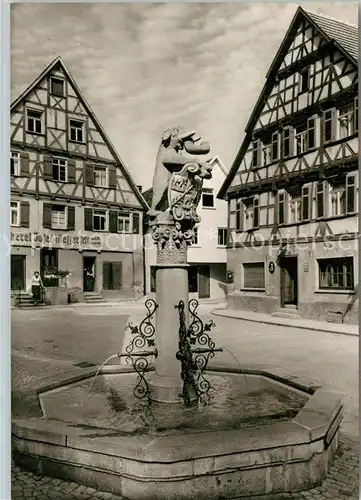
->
[13,127,343,499]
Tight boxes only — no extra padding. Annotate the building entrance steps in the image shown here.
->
[212,308,358,337]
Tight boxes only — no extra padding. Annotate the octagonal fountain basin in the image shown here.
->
[12,366,343,500]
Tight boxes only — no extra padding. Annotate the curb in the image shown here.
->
[211,309,358,337]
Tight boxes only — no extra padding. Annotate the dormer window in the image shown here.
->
[299,67,310,94]
[50,77,64,98]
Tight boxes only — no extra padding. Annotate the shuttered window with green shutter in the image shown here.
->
[243,262,265,290]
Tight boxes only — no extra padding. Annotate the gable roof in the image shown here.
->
[11,56,149,211]
[218,7,358,199]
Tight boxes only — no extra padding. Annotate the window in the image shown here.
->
[11,201,20,226]
[316,181,325,219]
[283,127,294,158]
[93,166,108,188]
[51,205,67,230]
[202,188,214,208]
[329,178,350,217]
[11,152,20,176]
[251,139,261,168]
[243,262,265,289]
[218,228,227,246]
[192,227,199,245]
[27,109,42,134]
[295,123,307,155]
[244,197,258,230]
[271,131,279,161]
[93,210,107,231]
[307,116,316,149]
[299,67,310,93]
[288,186,310,223]
[118,212,131,233]
[52,158,67,182]
[50,77,64,97]
[338,103,354,139]
[276,191,286,225]
[318,257,354,290]
[324,109,336,144]
[262,143,272,166]
[69,120,84,143]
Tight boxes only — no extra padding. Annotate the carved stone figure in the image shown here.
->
[148,126,211,217]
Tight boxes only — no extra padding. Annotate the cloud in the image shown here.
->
[11,2,358,188]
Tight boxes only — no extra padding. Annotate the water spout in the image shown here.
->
[222,348,249,391]
[89,354,120,392]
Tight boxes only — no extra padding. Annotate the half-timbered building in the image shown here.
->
[10,56,148,303]
[218,8,358,323]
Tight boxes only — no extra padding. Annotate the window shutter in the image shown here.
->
[316,181,325,219]
[67,159,76,183]
[20,152,30,177]
[112,262,122,290]
[108,166,117,189]
[331,108,337,142]
[20,201,30,228]
[346,174,356,214]
[84,207,93,231]
[302,185,311,221]
[253,198,259,228]
[85,164,94,186]
[109,210,118,233]
[43,203,52,228]
[67,206,75,230]
[243,263,265,289]
[132,212,140,234]
[43,155,53,180]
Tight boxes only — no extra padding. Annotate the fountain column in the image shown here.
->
[149,212,190,404]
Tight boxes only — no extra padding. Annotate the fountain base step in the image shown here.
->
[12,367,343,500]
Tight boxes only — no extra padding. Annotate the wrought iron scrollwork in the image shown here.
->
[125,299,158,354]
[175,300,198,406]
[176,299,222,406]
[119,299,158,400]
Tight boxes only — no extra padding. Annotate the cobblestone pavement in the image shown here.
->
[11,305,359,499]
[11,439,359,499]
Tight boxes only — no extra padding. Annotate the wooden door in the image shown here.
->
[83,256,96,292]
[280,257,298,306]
[11,255,25,291]
[198,265,211,299]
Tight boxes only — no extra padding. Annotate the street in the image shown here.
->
[11,303,359,499]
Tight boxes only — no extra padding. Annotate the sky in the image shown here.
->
[11,2,358,190]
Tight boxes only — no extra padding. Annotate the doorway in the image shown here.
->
[198,265,211,299]
[83,256,96,292]
[40,248,58,287]
[11,255,26,291]
[280,257,298,307]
